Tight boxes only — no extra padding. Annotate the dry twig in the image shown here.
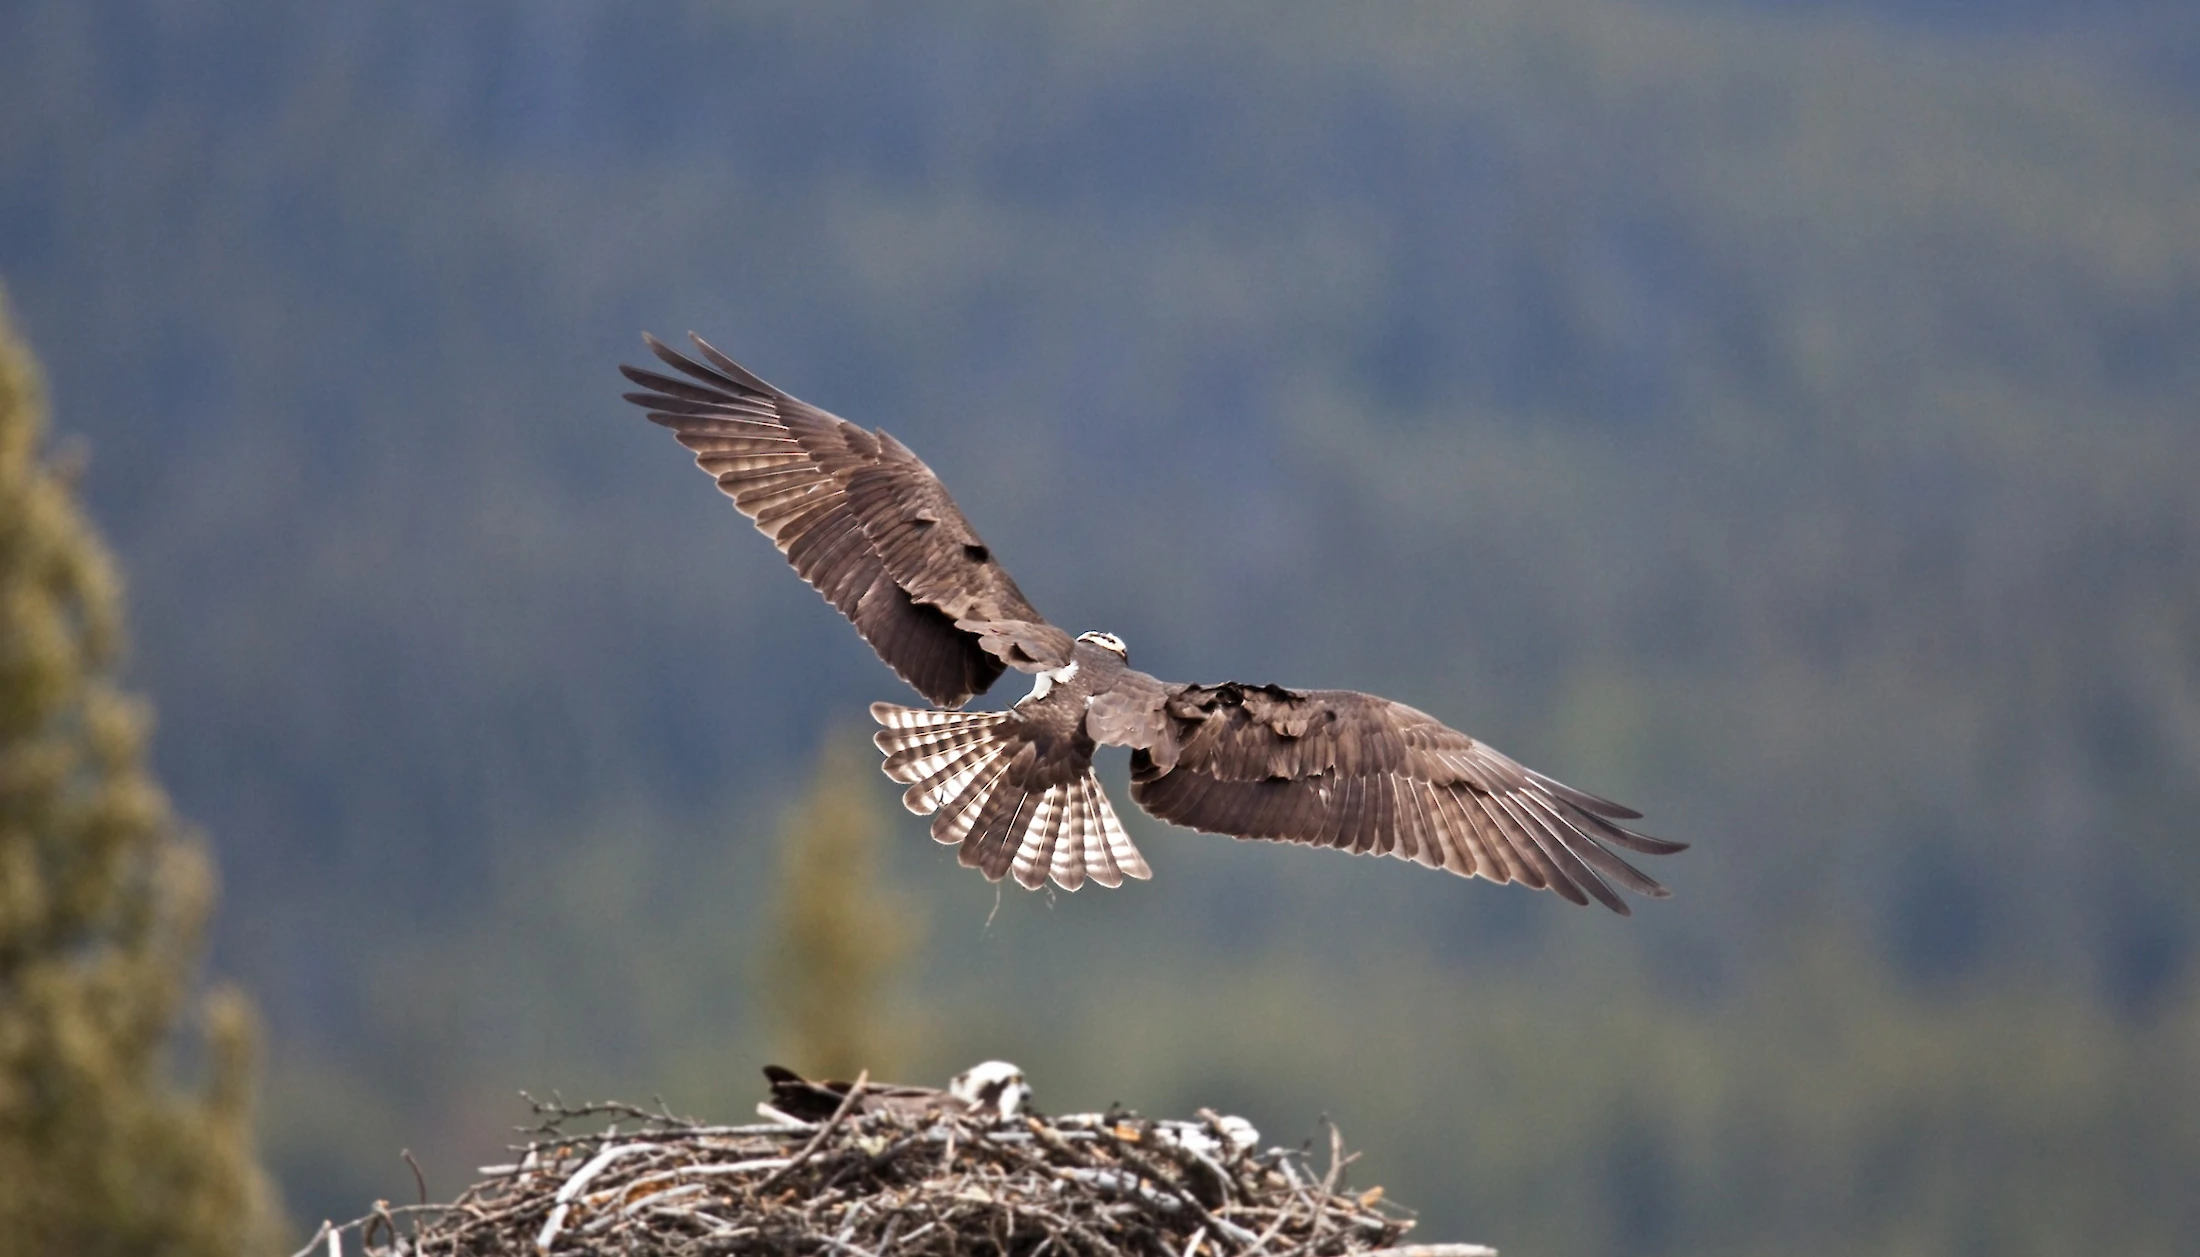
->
[308,1089,1475,1257]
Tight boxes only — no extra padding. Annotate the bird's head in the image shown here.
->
[948,1059,1029,1121]
[1076,631,1129,657]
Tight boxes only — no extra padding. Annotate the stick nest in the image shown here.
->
[318,1086,1431,1257]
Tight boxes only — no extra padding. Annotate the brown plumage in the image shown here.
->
[760,1062,1028,1123]
[1125,685,1684,914]
[621,335,1062,707]
[622,335,1687,912]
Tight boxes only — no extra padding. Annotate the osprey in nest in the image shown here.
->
[621,335,1686,912]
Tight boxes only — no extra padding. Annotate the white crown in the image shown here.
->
[1075,631,1128,655]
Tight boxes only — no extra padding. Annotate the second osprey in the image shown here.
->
[622,335,1685,912]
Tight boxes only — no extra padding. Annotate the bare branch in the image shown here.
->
[327,1085,1476,1257]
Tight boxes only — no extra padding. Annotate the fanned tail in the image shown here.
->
[871,702,1151,892]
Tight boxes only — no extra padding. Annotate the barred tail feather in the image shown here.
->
[1050,777,1092,889]
[1085,775,1152,885]
[896,735,1012,815]
[869,701,1150,892]
[870,700,1007,746]
[1069,777,1110,887]
[871,702,1014,814]
[1014,784,1071,891]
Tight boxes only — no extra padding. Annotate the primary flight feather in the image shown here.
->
[621,334,1686,913]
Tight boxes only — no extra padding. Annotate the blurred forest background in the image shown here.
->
[3,1,2198,1253]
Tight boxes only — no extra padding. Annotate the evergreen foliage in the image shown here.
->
[5,3,2198,1251]
[762,733,918,1080]
[0,289,276,1256]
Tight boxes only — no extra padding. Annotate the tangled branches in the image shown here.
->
[300,1085,1493,1257]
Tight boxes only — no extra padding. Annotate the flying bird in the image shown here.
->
[621,335,1686,913]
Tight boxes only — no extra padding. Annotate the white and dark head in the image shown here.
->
[1075,630,1128,657]
[948,1059,1029,1120]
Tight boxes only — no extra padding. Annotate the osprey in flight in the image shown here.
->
[621,335,1685,913]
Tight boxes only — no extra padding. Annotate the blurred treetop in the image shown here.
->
[0,287,278,1256]
[763,732,921,1081]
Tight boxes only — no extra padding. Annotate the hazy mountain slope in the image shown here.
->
[3,2,2196,1250]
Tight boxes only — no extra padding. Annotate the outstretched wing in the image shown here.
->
[621,334,1070,707]
[1121,682,1685,913]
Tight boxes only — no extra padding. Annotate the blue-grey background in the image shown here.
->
[4,2,2197,1252]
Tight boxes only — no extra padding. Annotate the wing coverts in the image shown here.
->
[621,334,1055,707]
[1126,683,1686,914]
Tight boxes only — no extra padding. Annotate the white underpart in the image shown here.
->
[1019,659,1078,706]
[949,1060,1029,1119]
[1150,1115,1263,1159]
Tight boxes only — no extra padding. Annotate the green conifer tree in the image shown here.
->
[761,732,920,1080]
[0,288,278,1255]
